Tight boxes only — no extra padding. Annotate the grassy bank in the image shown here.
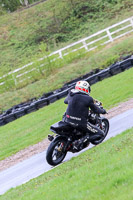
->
[0,0,133,111]
[0,33,133,112]
[0,67,133,161]
[0,0,133,74]
[1,127,133,199]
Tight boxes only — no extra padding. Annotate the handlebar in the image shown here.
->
[94,99,102,106]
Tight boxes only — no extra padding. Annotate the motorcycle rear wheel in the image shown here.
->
[46,138,67,166]
[91,118,109,145]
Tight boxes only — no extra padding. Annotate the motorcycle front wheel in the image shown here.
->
[91,118,109,145]
[46,138,67,166]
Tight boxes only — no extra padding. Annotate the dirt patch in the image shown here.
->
[104,98,133,119]
[0,98,133,172]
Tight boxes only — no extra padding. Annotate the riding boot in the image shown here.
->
[73,135,90,151]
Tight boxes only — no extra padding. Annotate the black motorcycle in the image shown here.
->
[46,100,109,166]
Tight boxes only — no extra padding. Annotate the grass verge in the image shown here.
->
[1,127,133,199]
[0,67,133,160]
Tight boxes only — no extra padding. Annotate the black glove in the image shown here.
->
[102,109,107,114]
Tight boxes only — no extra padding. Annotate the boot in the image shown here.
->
[73,135,90,151]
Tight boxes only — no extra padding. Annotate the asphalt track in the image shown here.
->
[0,108,133,195]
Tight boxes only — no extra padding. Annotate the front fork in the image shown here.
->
[65,137,73,151]
[96,116,103,130]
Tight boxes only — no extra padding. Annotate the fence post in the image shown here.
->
[12,74,17,86]
[82,40,89,51]
[130,17,133,28]
[59,50,63,59]
[106,29,113,42]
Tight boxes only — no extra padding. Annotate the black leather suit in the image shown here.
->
[64,90,106,142]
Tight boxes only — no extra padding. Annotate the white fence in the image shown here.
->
[0,16,133,88]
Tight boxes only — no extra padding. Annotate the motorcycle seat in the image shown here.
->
[50,121,72,132]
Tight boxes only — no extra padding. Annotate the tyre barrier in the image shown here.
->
[0,55,133,126]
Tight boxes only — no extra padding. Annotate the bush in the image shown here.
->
[0,0,40,12]
[0,0,21,12]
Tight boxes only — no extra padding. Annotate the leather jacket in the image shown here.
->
[64,89,106,125]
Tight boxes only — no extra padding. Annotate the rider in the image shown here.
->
[64,80,107,150]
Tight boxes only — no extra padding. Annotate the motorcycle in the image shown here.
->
[46,100,109,166]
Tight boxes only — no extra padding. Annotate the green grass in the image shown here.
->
[0,0,133,111]
[0,67,133,161]
[0,33,133,112]
[0,0,133,92]
[0,0,133,72]
[1,128,133,200]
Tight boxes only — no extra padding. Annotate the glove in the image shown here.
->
[102,109,107,114]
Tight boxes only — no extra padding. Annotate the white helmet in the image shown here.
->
[75,80,91,95]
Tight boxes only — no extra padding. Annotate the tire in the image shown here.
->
[91,118,109,145]
[46,138,67,166]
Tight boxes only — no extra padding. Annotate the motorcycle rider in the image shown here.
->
[64,80,107,150]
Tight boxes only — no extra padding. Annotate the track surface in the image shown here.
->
[0,108,133,195]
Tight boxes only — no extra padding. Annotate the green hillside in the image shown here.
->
[0,33,133,112]
[0,0,133,111]
[0,0,133,74]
